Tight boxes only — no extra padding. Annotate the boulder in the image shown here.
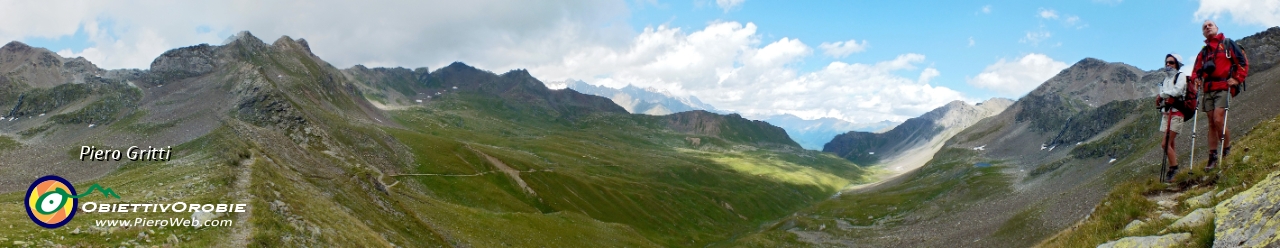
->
[1214,171,1280,247]
[1123,220,1145,234]
[1184,191,1213,209]
[1096,233,1189,248]
[1169,208,1214,229]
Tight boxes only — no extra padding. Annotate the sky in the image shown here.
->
[2,0,1278,125]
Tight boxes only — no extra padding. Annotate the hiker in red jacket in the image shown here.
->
[1191,20,1249,170]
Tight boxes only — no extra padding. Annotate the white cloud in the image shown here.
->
[1039,8,1059,19]
[817,39,868,58]
[1020,31,1052,46]
[1194,0,1280,27]
[979,5,992,14]
[967,53,1069,97]
[1064,15,1081,27]
[968,36,975,47]
[918,68,940,84]
[0,0,632,70]
[715,0,745,12]
[531,22,966,124]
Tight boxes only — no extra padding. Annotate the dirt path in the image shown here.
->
[227,155,256,247]
[468,147,538,196]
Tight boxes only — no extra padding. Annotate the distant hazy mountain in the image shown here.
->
[557,80,718,115]
[763,114,899,150]
[557,80,903,150]
[824,98,1013,166]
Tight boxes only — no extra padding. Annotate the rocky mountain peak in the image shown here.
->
[500,68,534,80]
[224,31,265,46]
[439,61,481,74]
[0,40,61,67]
[149,43,217,78]
[0,40,105,88]
[1027,57,1146,106]
[272,35,313,55]
[1,41,33,52]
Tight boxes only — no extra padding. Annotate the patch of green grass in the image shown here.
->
[1036,180,1157,247]
[16,123,52,138]
[0,135,19,151]
[959,122,1006,144]
[1071,103,1159,159]
[992,205,1053,241]
[109,110,181,135]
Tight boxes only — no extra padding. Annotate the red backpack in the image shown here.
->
[1161,72,1198,121]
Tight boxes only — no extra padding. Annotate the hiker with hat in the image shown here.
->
[1156,53,1191,182]
[1191,19,1250,170]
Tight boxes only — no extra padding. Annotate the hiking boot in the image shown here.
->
[1206,151,1219,170]
[1164,165,1178,183]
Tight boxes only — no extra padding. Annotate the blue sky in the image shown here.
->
[622,0,1265,101]
[2,0,1276,124]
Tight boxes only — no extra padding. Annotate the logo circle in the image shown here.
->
[25,175,77,228]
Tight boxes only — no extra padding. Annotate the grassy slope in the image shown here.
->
[383,92,869,246]
[728,148,1011,246]
[1040,114,1280,247]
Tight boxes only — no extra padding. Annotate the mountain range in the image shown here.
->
[0,31,867,247]
[560,80,901,150]
[1,26,1279,247]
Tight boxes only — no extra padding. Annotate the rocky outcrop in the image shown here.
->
[665,110,799,148]
[1096,233,1190,248]
[272,35,314,55]
[430,62,628,118]
[0,41,106,89]
[149,43,217,79]
[1169,208,1213,230]
[1214,171,1280,247]
[1237,26,1280,73]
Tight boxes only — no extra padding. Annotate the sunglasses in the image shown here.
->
[1166,60,1177,65]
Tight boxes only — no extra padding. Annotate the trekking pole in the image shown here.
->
[1188,81,1203,171]
[1218,89,1231,168]
[1162,110,1173,181]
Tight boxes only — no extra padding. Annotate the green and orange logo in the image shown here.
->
[24,175,119,228]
